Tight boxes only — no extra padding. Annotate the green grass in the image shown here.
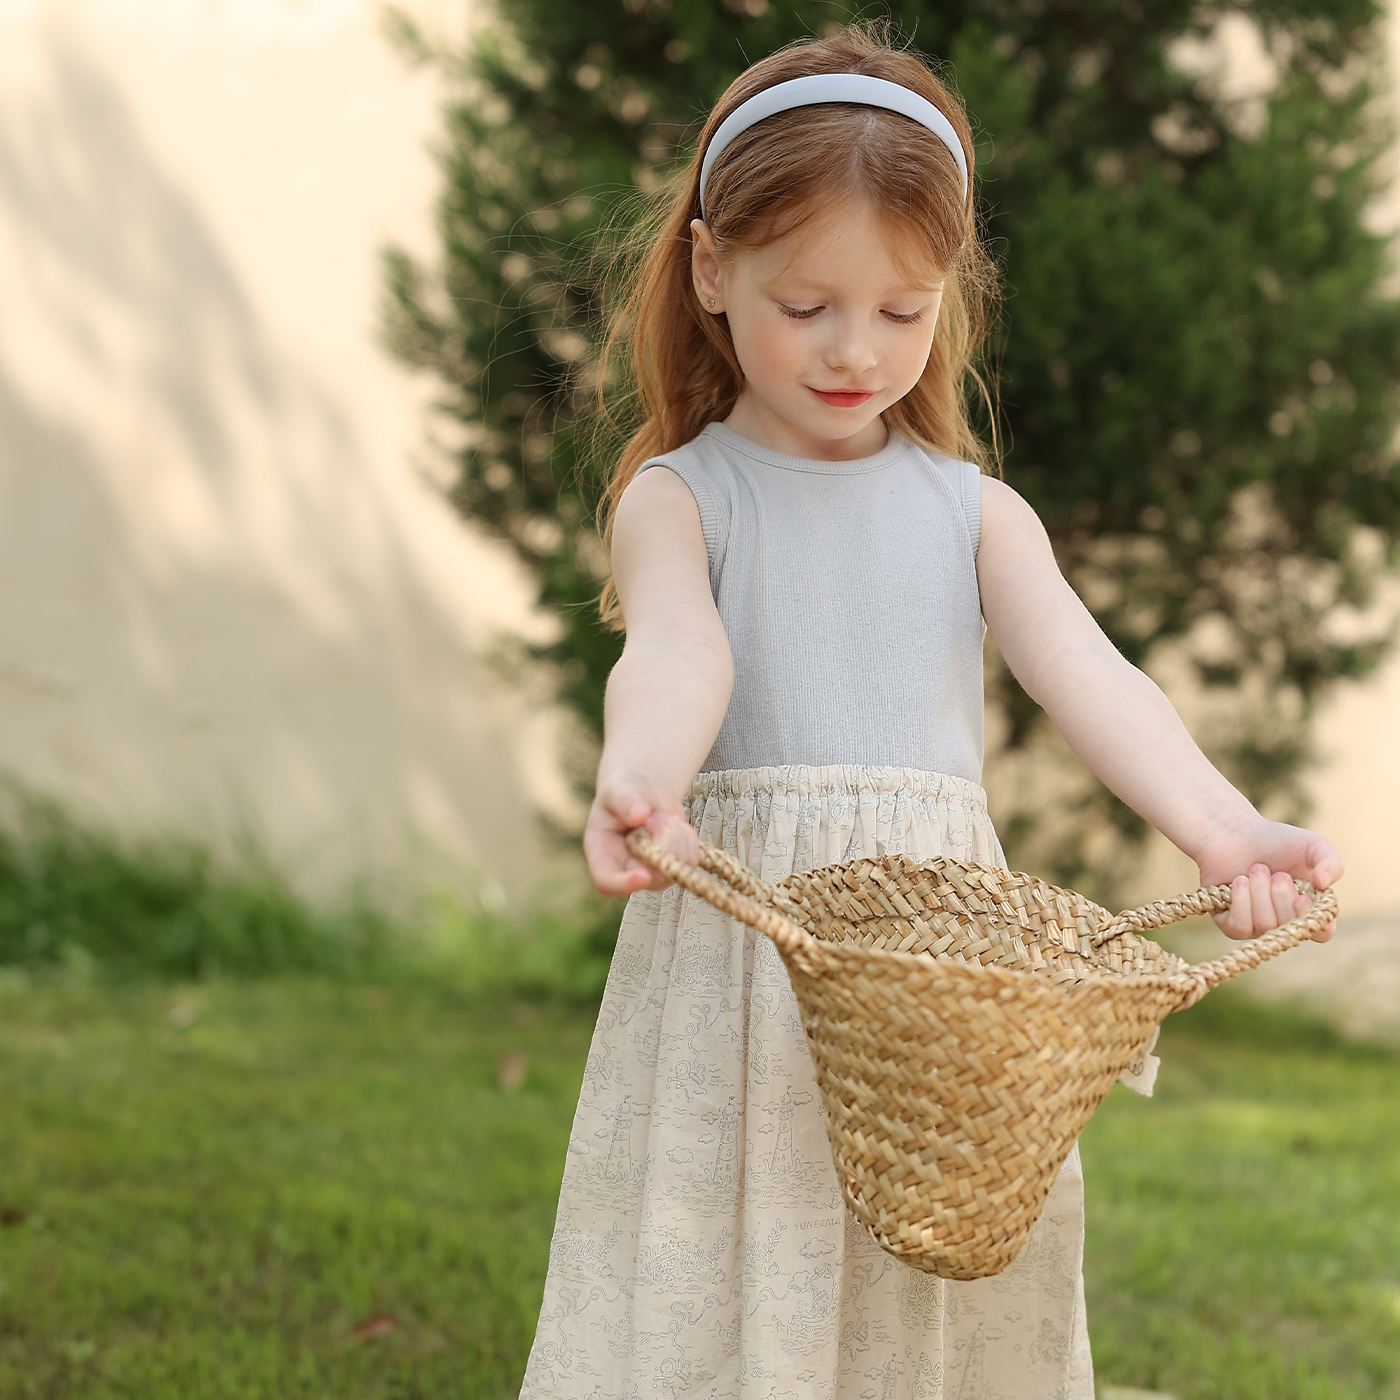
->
[0,977,1396,1399]
[1082,995,1400,1400]
[0,975,594,1398]
[0,800,615,1000]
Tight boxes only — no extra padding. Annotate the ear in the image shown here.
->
[690,219,725,315]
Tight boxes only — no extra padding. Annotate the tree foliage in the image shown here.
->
[383,0,1400,893]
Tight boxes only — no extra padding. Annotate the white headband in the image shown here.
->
[698,72,970,218]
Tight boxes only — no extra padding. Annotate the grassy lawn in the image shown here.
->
[1082,996,1400,1400]
[0,975,1396,1399]
[0,976,594,1399]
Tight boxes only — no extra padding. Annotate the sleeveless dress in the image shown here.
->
[520,424,1096,1400]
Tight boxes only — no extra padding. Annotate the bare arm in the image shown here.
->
[977,476,1342,938]
[584,467,734,896]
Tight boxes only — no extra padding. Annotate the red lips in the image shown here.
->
[810,388,875,408]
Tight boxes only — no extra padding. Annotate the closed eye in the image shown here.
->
[778,303,926,323]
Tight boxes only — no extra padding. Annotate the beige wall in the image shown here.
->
[0,0,573,904]
[0,0,1395,919]
[1303,655,1400,915]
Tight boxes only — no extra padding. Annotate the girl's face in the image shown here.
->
[691,200,944,461]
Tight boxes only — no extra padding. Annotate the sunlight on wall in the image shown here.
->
[0,0,575,904]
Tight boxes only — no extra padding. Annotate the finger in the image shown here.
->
[1309,842,1345,891]
[1307,916,1336,944]
[1221,874,1252,938]
[620,823,685,892]
[1270,871,1299,931]
[601,783,654,830]
[591,861,657,897]
[587,851,651,895]
[1247,863,1277,934]
[648,810,699,864]
[584,827,659,896]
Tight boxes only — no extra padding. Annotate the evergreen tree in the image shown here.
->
[383,0,1400,895]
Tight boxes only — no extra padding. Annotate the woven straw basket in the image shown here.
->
[626,828,1336,1281]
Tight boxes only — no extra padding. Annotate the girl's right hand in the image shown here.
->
[584,772,698,896]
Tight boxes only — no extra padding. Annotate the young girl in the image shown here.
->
[521,25,1342,1400]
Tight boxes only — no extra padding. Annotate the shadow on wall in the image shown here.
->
[0,33,548,905]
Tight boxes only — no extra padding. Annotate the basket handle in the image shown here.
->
[1096,879,1339,1011]
[625,828,826,977]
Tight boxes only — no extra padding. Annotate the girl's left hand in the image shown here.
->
[1195,816,1343,942]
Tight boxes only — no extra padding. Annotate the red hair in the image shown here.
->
[595,22,1000,626]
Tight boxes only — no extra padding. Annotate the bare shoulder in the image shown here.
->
[979,474,1050,540]
[612,466,712,630]
[614,465,702,547]
[976,475,1110,672]
[977,476,1060,593]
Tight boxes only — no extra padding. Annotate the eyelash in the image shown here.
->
[778,304,924,325]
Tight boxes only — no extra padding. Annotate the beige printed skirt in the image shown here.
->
[521,765,1094,1400]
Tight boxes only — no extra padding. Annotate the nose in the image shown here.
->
[823,313,878,375]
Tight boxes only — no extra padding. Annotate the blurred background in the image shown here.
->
[0,0,577,910]
[0,2,1397,1396]
[0,0,1397,1009]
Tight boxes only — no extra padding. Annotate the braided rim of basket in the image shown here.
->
[625,828,1338,1010]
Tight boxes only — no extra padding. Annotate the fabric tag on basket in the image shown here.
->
[1117,1026,1161,1097]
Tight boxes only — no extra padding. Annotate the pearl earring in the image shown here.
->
[707,296,716,308]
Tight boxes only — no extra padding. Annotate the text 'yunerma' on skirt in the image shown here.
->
[521,765,1095,1400]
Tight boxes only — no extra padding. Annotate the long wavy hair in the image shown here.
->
[595,22,1001,627]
